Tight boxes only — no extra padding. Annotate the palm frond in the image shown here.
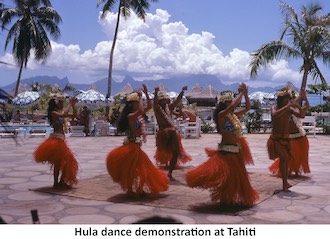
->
[309,59,327,86]
[120,2,131,19]
[249,41,299,78]
[98,0,117,19]
[321,51,330,66]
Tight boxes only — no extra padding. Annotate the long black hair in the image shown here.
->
[117,102,134,133]
[213,101,227,133]
[47,99,57,126]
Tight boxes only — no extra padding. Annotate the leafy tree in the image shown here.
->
[97,0,158,103]
[249,1,330,90]
[306,83,329,95]
[1,0,62,96]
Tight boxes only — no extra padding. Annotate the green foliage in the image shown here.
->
[196,111,214,133]
[249,2,330,89]
[242,100,263,133]
[306,83,329,95]
[309,102,330,113]
[1,0,62,96]
[323,123,330,135]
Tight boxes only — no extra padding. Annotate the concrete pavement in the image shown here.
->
[0,133,330,224]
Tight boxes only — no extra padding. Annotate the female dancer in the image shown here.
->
[34,94,79,189]
[186,83,259,206]
[269,89,310,176]
[153,86,192,181]
[106,85,169,196]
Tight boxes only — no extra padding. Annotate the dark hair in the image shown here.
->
[213,102,227,133]
[47,99,57,126]
[276,95,291,107]
[117,102,133,133]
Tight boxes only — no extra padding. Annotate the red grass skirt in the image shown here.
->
[238,137,254,165]
[34,137,78,185]
[269,136,310,176]
[267,136,293,160]
[154,128,192,166]
[106,142,169,194]
[186,148,259,206]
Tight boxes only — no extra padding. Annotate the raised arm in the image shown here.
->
[235,83,251,118]
[153,87,160,109]
[127,90,145,123]
[271,99,299,119]
[298,90,310,118]
[142,84,152,113]
[52,97,77,118]
[169,86,187,111]
[67,97,78,118]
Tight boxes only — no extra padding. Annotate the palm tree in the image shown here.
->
[97,0,158,103]
[249,1,330,90]
[1,0,62,96]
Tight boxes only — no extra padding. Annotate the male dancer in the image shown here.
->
[153,86,191,181]
[269,89,311,176]
[267,89,300,192]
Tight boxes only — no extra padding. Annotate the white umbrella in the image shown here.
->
[12,91,40,108]
[249,91,275,104]
[76,89,110,108]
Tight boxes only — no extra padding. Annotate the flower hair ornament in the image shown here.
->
[217,91,234,103]
[157,92,170,101]
[126,92,140,102]
[49,93,68,103]
[275,89,293,98]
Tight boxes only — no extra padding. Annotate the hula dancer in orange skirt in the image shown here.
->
[106,85,169,196]
[153,86,192,181]
[34,94,79,189]
[186,84,259,206]
[267,88,301,192]
[269,89,310,176]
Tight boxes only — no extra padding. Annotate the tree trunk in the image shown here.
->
[105,2,122,120]
[300,65,309,91]
[14,61,24,97]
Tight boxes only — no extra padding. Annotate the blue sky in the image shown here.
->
[1,0,330,89]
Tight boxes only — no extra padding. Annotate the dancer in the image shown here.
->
[269,89,310,176]
[34,94,79,189]
[186,84,259,206]
[106,85,169,196]
[173,101,197,122]
[153,86,192,181]
[267,88,300,192]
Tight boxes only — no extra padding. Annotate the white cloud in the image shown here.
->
[0,8,302,87]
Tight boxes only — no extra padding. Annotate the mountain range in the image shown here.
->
[0,74,284,96]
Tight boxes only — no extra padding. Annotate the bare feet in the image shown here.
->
[127,190,147,198]
[53,182,72,190]
[168,173,176,182]
[282,183,292,192]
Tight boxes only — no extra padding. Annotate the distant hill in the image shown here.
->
[1,74,283,96]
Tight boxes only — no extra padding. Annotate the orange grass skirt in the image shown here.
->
[106,142,169,194]
[269,136,310,176]
[186,148,259,206]
[154,128,192,166]
[34,137,78,185]
[267,136,293,160]
[238,137,254,165]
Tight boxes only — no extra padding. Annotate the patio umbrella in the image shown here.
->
[249,91,275,105]
[12,91,40,108]
[76,89,110,108]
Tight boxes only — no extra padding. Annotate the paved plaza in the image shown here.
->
[0,133,330,224]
